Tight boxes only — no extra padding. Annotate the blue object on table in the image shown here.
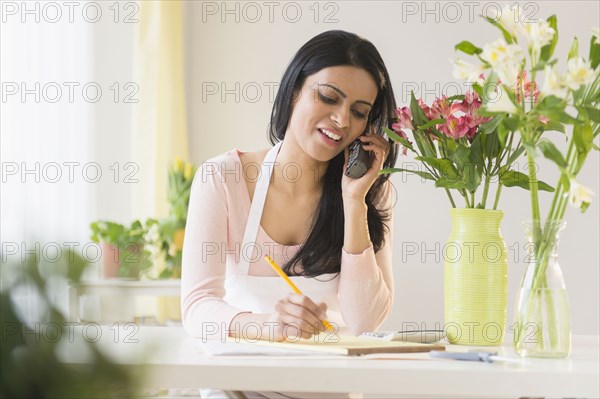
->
[430,350,500,363]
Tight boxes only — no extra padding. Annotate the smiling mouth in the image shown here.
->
[318,128,342,142]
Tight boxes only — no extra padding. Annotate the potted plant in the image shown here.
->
[90,219,154,279]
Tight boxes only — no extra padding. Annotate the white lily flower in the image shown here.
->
[451,58,486,82]
[541,64,567,98]
[485,85,518,114]
[499,5,523,38]
[521,19,555,51]
[565,57,595,90]
[481,38,524,68]
[568,179,595,208]
[497,62,522,88]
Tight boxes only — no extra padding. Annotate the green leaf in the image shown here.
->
[412,130,435,158]
[472,83,483,97]
[497,122,509,147]
[480,115,503,134]
[379,167,435,181]
[502,116,520,132]
[446,94,465,102]
[573,122,593,155]
[580,201,591,213]
[500,170,555,192]
[469,134,483,165]
[455,40,483,55]
[384,127,415,152]
[539,15,558,63]
[484,16,514,43]
[543,120,566,134]
[451,144,471,168]
[462,163,481,192]
[583,106,600,123]
[531,58,558,72]
[590,35,600,70]
[410,91,429,127]
[573,122,594,174]
[415,157,459,179]
[435,177,467,190]
[419,118,445,130]
[483,131,501,158]
[537,139,567,167]
[568,37,579,60]
[505,146,526,166]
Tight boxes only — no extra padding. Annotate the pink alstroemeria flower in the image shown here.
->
[538,115,549,124]
[391,107,414,156]
[515,71,540,103]
[419,99,440,120]
[392,106,414,130]
[432,96,460,119]
[439,115,470,139]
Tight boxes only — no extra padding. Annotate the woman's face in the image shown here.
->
[287,66,378,162]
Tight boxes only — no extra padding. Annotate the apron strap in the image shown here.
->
[237,141,283,276]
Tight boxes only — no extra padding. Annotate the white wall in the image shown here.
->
[184,1,600,334]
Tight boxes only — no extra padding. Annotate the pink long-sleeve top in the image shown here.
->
[181,148,395,337]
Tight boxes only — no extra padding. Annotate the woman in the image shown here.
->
[181,30,398,398]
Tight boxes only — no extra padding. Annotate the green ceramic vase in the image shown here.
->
[444,209,508,345]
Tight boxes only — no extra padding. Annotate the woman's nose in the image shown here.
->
[331,106,350,129]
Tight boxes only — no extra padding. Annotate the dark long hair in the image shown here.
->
[268,30,398,277]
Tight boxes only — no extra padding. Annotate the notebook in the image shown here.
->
[203,333,445,356]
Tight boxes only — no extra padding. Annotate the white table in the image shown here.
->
[68,279,181,322]
[57,325,599,398]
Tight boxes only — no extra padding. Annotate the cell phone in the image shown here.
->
[345,135,371,179]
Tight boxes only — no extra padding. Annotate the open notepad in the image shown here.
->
[201,333,445,356]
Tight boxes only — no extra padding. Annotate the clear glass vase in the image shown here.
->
[513,220,571,358]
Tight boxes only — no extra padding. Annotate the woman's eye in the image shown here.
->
[352,110,367,119]
[318,93,337,104]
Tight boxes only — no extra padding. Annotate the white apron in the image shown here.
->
[202,142,353,399]
[223,140,344,328]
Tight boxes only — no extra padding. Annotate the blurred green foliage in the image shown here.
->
[0,247,140,398]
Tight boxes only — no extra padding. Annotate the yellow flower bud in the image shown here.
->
[173,157,184,173]
[184,163,193,180]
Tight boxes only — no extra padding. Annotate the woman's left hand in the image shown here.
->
[341,129,390,202]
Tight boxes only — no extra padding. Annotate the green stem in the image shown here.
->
[445,188,457,208]
[546,140,575,226]
[493,183,503,210]
[459,189,471,208]
[481,177,491,209]
[526,151,542,242]
[470,191,476,208]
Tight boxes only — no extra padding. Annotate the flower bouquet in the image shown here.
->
[381,82,530,345]
[450,6,599,357]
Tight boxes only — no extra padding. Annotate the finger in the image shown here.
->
[319,302,328,314]
[278,318,313,340]
[286,294,327,319]
[276,298,323,333]
[343,146,349,174]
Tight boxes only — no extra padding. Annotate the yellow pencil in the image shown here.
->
[264,255,334,332]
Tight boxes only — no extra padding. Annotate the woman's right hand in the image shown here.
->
[262,294,329,341]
